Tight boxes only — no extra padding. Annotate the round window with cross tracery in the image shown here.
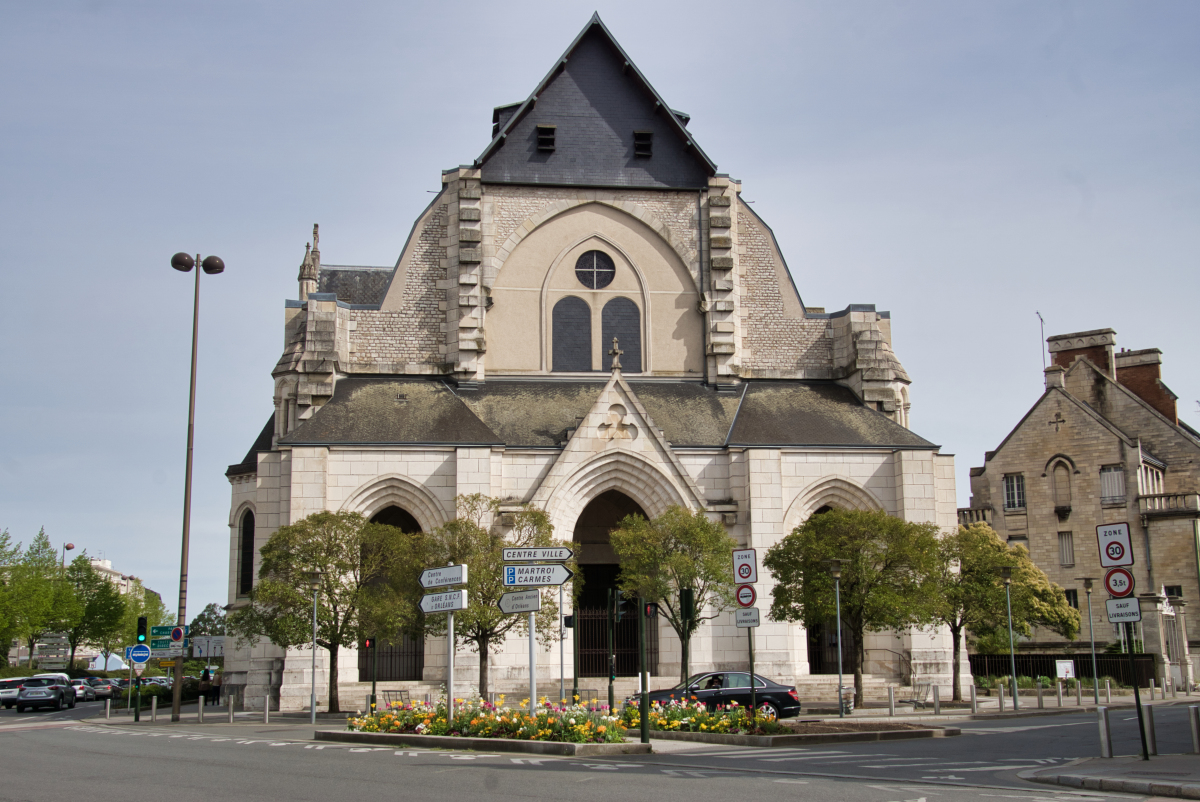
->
[575,250,615,289]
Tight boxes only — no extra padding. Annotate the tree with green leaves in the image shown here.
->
[189,602,227,636]
[64,554,125,667]
[8,529,76,667]
[609,505,738,684]
[763,508,942,706]
[933,522,1079,695]
[420,495,569,701]
[226,510,415,713]
[0,529,22,666]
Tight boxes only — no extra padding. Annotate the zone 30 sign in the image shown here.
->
[1096,522,1134,569]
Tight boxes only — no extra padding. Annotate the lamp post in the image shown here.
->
[1077,577,1100,705]
[824,559,846,718]
[1000,566,1019,711]
[305,570,324,725]
[60,543,74,569]
[169,251,225,722]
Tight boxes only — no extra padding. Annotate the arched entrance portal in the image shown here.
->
[574,490,659,678]
[359,506,424,682]
[804,505,853,674]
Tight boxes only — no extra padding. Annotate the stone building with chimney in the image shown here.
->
[960,328,1200,687]
[223,15,962,712]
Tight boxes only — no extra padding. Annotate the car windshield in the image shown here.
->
[670,674,711,690]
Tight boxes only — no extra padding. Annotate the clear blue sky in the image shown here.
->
[2,1,1197,616]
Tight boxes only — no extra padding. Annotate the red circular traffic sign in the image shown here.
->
[737,563,753,580]
[1104,567,1135,598]
[1105,541,1126,562]
[171,626,185,642]
[736,584,756,608]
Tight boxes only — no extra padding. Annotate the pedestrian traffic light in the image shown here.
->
[136,617,147,643]
[644,602,659,620]
[679,588,695,625]
[563,615,574,629]
[364,637,375,649]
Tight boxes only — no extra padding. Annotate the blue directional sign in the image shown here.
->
[128,644,151,664]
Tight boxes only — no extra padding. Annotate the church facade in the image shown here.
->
[224,15,962,711]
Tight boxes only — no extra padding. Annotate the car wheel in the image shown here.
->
[54,695,62,711]
[69,695,76,709]
[16,705,25,713]
[757,702,779,720]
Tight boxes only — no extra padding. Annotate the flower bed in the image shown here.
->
[618,696,789,736]
[346,696,624,744]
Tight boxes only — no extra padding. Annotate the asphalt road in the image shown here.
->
[0,704,1188,802]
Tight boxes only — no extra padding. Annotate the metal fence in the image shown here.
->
[967,653,1156,688]
[358,632,425,682]
[575,608,658,678]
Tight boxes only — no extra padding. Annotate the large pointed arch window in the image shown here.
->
[552,296,592,372]
[237,509,255,597]
[601,297,641,372]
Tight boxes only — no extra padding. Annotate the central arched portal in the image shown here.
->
[574,490,659,677]
[360,506,425,682]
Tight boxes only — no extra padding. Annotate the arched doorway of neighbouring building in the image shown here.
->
[359,505,425,682]
[804,505,855,675]
[573,490,659,678]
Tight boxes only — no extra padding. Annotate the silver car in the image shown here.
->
[70,679,96,701]
[15,677,76,712]
[0,678,29,709]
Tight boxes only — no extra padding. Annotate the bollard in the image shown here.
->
[1056,681,1063,707]
[933,684,940,715]
[151,695,157,722]
[263,702,269,724]
[888,686,895,717]
[1145,703,1158,756]
[1105,679,1111,704]
[1097,707,1113,758]
[228,699,234,724]
[198,696,205,724]
[971,684,978,715]
[1150,678,1156,700]
[1173,678,1178,699]
[105,699,111,720]
[1077,680,1083,706]
[1190,706,1200,754]
[998,682,1005,713]
[1037,680,1044,709]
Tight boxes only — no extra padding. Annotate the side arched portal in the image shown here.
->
[573,490,658,677]
[360,505,425,682]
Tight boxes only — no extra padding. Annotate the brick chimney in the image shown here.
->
[1047,328,1116,378]
[1115,348,1178,424]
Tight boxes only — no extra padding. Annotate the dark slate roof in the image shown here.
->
[317,265,392,305]
[226,416,275,476]
[273,378,938,450]
[478,14,716,189]
[727,383,937,449]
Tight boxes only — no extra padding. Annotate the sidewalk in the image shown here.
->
[1022,754,1200,799]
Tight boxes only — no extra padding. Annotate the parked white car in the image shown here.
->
[0,678,30,709]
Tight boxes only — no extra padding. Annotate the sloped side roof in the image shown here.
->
[226,416,275,476]
[728,383,937,448]
[478,14,715,188]
[318,266,393,305]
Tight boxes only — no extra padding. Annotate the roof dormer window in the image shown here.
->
[634,130,653,158]
[537,125,556,152]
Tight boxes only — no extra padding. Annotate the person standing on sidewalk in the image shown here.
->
[211,670,222,706]
[199,669,212,706]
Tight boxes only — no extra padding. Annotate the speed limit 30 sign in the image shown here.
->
[1096,522,1134,568]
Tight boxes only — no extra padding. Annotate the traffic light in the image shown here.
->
[644,602,659,620]
[563,615,574,629]
[679,588,695,626]
[136,617,147,643]
[363,637,375,650]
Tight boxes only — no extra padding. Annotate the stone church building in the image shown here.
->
[224,15,962,711]
[960,329,1200,687]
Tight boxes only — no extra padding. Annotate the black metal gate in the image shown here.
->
[807,618,854,675]
[359,632,425,682]
[576,608,658,678]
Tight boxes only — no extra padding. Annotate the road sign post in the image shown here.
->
[736,584,756,608]
[732,549,758,583]
[418,565,468,720]
[420,565,468,590]
[1104,567,1135,598]
[128,644,151,664]
[502,564,573,587]
[502,550,572,714]
[1097,523,1135,568]
[638,595,649,744]
[501,547,574,562]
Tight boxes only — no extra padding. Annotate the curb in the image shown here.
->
[624,726,959,747]
[314,730,653,756]
[1022,769,1200,800]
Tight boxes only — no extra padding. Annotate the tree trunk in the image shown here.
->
[478,635,490,701]
[950,622,963,701]
[69,639,78,670]
[852,629,864,707]
[327,644,340,714]
[681,630,690,685]
[27,636,36,668]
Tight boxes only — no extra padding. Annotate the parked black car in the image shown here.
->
[635,671,802,719]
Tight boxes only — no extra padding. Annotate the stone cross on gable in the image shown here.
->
[608,337,623,371]
[1049,412,1066,433]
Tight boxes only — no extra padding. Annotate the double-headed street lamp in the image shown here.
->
[1076,577,1100,705]
[169,251,225,722]
[305,569,324,725]
[824,559,847,718]
[999,566,1018,711]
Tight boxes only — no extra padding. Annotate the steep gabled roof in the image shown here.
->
[477,13,717,188]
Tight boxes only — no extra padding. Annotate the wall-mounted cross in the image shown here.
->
[1049,412,1066,432]
[608,337,623,371]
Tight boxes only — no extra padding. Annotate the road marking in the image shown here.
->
[961,721,1093,734]
[760,752,890,762]
[773,779,810,784]
[662,769,733,778]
